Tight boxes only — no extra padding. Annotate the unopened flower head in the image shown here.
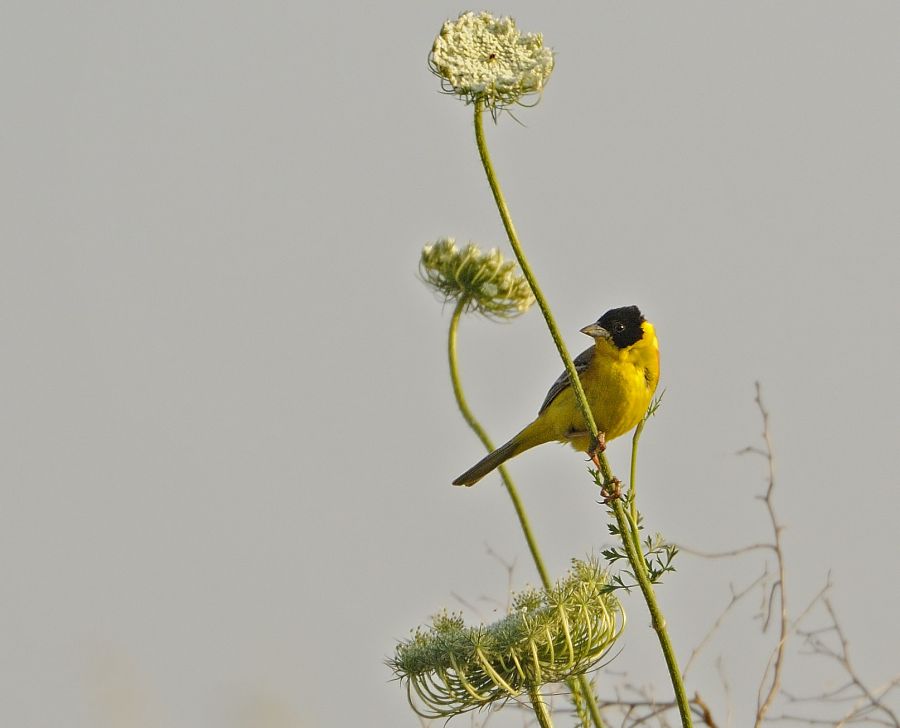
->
[389,557,624,719]
[419,238,534,319]
[430,11,554,111]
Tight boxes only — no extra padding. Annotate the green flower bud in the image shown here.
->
[429,11,554,112]
[419,238,534,319]
[389,558,624,719]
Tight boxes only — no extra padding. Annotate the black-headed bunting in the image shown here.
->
[453,306,659,486]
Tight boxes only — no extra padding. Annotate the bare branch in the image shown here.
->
[682,569,768,678]
[791,599,900,728]
[746,382,788,728]
[676,543,776,559]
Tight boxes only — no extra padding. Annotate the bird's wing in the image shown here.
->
[538,345,595,414]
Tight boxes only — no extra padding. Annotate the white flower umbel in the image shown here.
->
[430,11,554,112]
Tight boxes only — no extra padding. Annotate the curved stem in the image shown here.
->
[448,298,550,586]
[448,298,606,728]
[473,102,598,443]
[472,101,692,728]
[528,685,555,728]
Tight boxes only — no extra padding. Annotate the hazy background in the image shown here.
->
[2,1,898,726]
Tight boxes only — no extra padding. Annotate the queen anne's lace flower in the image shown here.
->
[419,238,534,319]
[390,558,623,718]
[430,11,554,110]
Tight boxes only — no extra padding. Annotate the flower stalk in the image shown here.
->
[472,100,694,728]
[448,297,549,586]
[416,12,692,726]
[447,295,608,728]
[529,686,554,728]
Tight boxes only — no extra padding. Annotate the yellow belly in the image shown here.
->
[542,348,657,452]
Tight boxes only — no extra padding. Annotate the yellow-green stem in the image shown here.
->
[613,500,692,728]
[448,298,550,586]
[629,419,646,525]
[473,100,692,728]
[447,298,606,728]
[528,685,555,728]
[473,102,598,443]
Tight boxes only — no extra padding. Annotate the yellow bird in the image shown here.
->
[453,306,660,486]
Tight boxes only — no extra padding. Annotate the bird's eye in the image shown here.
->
[613,321,626,333]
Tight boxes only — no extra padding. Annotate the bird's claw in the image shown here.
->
[600,477,622,504]
[588,432,607,468]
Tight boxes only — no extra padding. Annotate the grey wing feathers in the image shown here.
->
[538,345,595,414]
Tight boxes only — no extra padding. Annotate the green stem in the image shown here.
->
[449,298,550,586]
[448,298,606,728]
[528,685,555,728]
[473,100,692,728]
[473,102,598,443]
[629,418,646,525]
[613,500,692,728]
[573,674,607,728]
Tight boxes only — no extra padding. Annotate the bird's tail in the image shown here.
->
[452,421,547,487]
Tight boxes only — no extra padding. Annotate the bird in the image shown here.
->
[452,305,659,486]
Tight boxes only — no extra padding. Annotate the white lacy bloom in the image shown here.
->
[430,11,554,110]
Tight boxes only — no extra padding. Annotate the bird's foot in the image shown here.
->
[600,477,622,504]
[587,432,607,468]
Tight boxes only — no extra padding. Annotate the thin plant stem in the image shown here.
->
[447,297,607,728]
[528,685,555,728]
[448,298,550,586]
[472,100,693,728]
[629,417,646,525]
[473,102,597,442]
[613,500,693,728]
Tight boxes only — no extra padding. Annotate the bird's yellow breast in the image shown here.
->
[543,321,659,452]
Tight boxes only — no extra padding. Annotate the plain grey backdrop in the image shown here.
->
[2,1,898,726]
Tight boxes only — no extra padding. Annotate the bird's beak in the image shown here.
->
[580,322,611,339]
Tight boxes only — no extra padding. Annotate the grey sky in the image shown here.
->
[2,2,898,726]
